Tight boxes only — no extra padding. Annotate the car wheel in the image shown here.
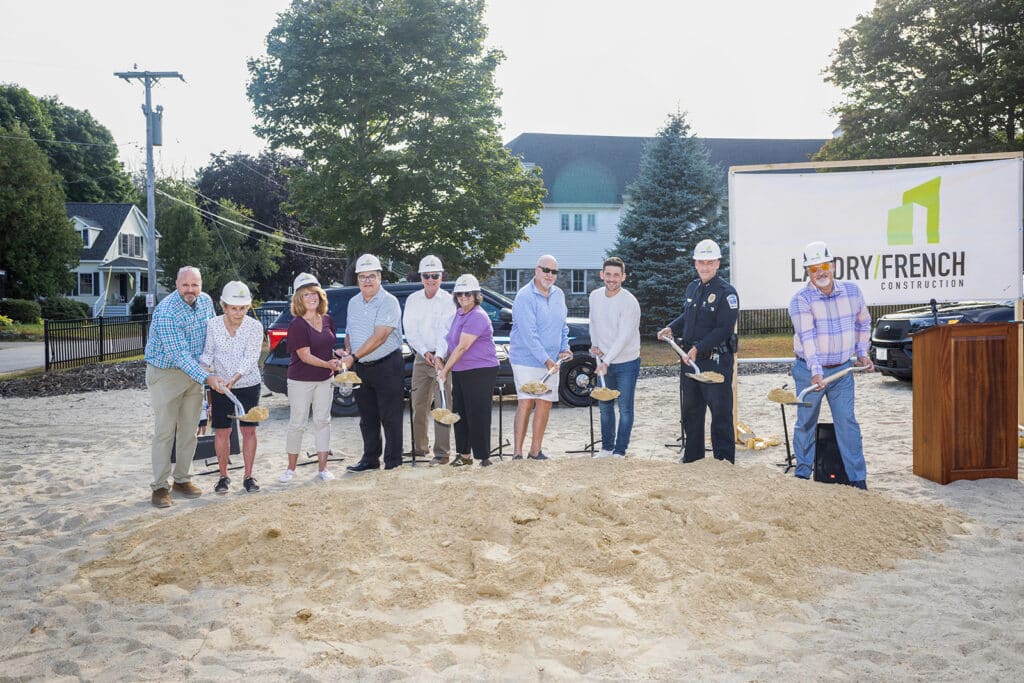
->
[559,354,595,407]
[331,384,360,417]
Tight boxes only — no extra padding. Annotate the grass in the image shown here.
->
[640,334,792,367]
[0,322,44,341]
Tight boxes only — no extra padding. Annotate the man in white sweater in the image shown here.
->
[588,256,641,458]
[402,255,455,464]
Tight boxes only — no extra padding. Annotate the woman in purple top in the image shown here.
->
[280,273,342,483]
[436,275,499,467]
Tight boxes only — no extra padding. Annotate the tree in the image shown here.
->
[196,150,342,297]
[610,113,727,332]
[817,0,1024,160]
[154,178,213,291]
[0,84,134,202]
[202,198,285,299]
[247,0,545,282]
[0,124,80,299]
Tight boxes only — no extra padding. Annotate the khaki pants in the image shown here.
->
[410,355,452,457]
[147,365,204,490]
[286,378,333,454]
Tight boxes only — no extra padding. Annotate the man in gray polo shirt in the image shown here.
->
[339,254,405,471]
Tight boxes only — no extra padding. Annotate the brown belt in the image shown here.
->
[797,357,844,369]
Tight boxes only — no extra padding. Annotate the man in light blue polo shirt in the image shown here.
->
[509,254,572,460]
[338,254,405,472]
[144,266,226,508]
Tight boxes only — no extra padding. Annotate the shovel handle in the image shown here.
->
[796,365,869,401]
[223,388,246,418]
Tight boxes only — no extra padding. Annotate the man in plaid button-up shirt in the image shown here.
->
[788,241,874,489]
[144,266,225,508]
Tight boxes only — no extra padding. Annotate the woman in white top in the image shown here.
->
[200,281,265,494]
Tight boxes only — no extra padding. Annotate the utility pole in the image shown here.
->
[114,68,185,313]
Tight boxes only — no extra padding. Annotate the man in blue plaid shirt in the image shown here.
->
[144,266,226,508]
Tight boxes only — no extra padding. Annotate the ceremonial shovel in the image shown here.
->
[224,389,269,421]
[767,365,870,407]
[430,373,460,425]
[660,337,725,384]
[519,359,562,396]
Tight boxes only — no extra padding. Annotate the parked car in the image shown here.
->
[262,282,594,416]
[252,300,290,332]
[870,300,1015,380]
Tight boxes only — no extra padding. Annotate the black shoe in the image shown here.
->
[243,477,260,493]
[214,476,230,494]
[384,463,402,471]
[527,452,548,460]
[346,461,380,473]
[479,458,492,467]
[511,454,523,460]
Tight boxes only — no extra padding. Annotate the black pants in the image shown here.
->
[352,350,405,468]
[681,352,735,463]
[451,365,498,460]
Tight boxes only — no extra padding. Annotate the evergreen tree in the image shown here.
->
[610,112,727,332]
[0,124,80,299]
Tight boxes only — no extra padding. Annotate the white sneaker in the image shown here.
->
[279,469,295,482]
[317,469,335,481]
[612,452,626,458]
[595,449,614,458]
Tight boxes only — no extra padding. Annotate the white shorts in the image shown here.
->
[512,364,559,402]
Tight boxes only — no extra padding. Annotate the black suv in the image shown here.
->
[262,282,594,416]
[870,300,1015,380]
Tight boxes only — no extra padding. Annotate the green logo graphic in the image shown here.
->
[886,177,941,245]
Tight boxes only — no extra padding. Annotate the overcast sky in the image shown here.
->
[0,0,876,177]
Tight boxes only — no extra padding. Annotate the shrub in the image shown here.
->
[130,294,148,316]
[0,314,13,327]
[40,296,90,320]
[0,299,42,323]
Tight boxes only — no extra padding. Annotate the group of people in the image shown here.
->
[143,237,874,509]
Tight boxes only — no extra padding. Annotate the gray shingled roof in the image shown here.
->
[65,203,138,261]
[506,133,826,203]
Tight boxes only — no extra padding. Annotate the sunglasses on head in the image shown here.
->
[420,273,441,280]
[806,262,832,274]
[537,266,559,275]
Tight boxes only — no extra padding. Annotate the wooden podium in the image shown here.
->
[912,322,1019,484]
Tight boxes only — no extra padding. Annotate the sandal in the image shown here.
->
[450,455,474,467]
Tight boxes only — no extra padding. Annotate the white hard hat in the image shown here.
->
[355,253,383,273]
[418,255,443,273]
[693,239,722,260]
[220,281,252,306]
[453,274,480,293]
[802,241,834,267]
[293,272,320,291]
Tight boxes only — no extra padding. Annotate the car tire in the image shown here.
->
[559,353,596,407]
[331,384,360,417]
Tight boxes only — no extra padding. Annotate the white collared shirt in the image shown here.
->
[402,287,455,358]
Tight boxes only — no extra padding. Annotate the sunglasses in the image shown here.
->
[806,262,832,274]
[420,273,441,280]
[455,291,476,298]
[537,266,559,275]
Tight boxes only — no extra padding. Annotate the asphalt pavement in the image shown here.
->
[0,342,45,374]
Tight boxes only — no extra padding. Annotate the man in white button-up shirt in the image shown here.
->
[402,255,455,464]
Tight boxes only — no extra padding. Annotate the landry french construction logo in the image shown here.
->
[886,177,941,245]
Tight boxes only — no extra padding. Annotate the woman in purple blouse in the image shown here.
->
[435,274,499,467]
[280,273,341,482]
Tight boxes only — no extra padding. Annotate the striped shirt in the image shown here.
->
[509,279,570,368]
[144,291,215,384]
[789,280,871,377]
[345,287,403,362]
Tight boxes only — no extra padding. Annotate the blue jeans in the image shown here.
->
[598,358,640,455]
[791,359,867,482]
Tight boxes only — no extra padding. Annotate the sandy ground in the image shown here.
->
[1,371,1023,681]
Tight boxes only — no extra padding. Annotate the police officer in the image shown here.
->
[657,239,740,464]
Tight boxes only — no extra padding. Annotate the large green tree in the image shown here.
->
[817,0,1024,160]
[0,124,81,298]
[610,113,727,332]
[247,0,545,282]
[154,179,213,291]
[196,150,344,297]
[0,84,134,202]
[202,198,285,300]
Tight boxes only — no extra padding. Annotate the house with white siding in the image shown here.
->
[66,203,160,316]
[488,133,827,312]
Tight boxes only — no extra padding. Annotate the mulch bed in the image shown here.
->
[0,360,146,398]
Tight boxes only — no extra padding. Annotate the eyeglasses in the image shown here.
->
[537,266,559,275]
[357,273,379,282]
[806,262,832,274]
[455,291,476,298]
[301,291,320,298]
[420,273,441,280]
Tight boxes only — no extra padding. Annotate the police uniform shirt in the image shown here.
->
[668,275,739,356]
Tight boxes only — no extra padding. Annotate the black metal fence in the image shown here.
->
[44,314,151,371]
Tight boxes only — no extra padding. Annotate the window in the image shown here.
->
[560,213,569,231]
[80,230,89,247]
[571,269,586,294]
[120,234,143,257]
[573,213,583,231]
[133,235,143,256]
[587,213,596,231]
[503,269,518,294]
[78,272,97,295]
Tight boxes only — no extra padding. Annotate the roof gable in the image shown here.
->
[506,133,826,203]
[65,203,143,261]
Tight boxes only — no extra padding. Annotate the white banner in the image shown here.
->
[729,158,1023,308]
